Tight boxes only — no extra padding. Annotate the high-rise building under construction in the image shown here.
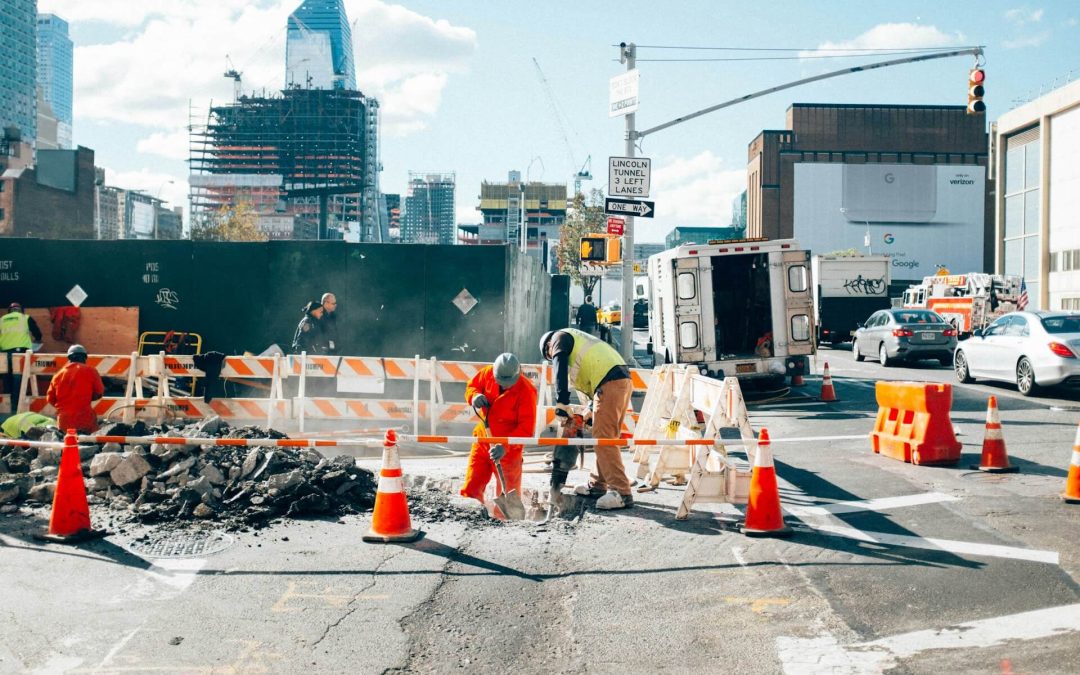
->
[189,0,383,241]
[403,173,456,245]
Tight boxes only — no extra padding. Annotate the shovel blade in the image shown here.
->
[501,489,527,520]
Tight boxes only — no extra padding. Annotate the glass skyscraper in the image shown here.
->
[37,13,74,149]
[285,0,356,90]
[1,0,37,145]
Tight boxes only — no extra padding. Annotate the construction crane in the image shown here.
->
[532,58,592,197]
[224,55,242,101]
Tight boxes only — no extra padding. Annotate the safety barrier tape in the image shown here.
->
[400,434,868,447]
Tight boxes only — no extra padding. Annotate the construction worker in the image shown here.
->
[1,411,56,439]
[2,302,42,410]
[291,300,327,355]
[46,344,104,434]
[461,353,537,508]
[539,328,634,510]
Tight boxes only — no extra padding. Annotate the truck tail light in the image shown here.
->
[1049,342,1076,358]
[942,328,957,337]
[892,328,914,337]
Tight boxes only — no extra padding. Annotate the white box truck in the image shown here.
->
[812,255,892,346]
[648,238,815,385]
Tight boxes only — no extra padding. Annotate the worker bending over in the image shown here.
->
[46,344,104,433]
[539,328,634,510]
[460,353,537,506]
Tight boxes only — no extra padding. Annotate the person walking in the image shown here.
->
[576,295,598,336]
[46,344,104,434]
[539,328,634,510]
[460,353,537,511]
[1,302,42,410]
[319,292,339,354]
[291,300,327,355]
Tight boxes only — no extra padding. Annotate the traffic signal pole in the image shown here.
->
[619,43,637,361]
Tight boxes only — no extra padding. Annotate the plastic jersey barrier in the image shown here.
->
[870,381,961,465]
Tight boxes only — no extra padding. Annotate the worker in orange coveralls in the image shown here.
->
[46,344,104,433]
[460,352,537,505]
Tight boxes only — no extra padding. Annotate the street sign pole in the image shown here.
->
[619,42,636,362]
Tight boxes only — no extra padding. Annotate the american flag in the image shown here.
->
[1018,279,1029,310]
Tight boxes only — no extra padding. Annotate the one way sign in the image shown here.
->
[604,197,655,218]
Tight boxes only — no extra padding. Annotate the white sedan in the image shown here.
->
[953,311,1080,396]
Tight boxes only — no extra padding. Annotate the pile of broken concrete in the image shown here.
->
[0,417,376,530]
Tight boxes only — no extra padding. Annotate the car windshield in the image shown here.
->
[892,310,943,324]
[1040,315,1080,334]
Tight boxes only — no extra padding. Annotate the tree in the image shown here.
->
[191,201,267,242]
[556,188,607,299]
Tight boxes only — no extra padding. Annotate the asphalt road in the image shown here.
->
[2,343,1080,674]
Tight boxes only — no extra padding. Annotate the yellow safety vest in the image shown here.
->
[0,312,32,351]
[562,327,626,398]
[1,412,55,439]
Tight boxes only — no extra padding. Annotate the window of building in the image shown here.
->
[1062,297,1080,311]
[1003,131,1041,309]
[0,208,4,221]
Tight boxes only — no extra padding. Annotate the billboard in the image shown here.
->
[793,164,985,279]
[131,201,155,237]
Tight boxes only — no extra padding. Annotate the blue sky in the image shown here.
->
[39,0,1080,241]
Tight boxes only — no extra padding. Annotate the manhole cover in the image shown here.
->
[129,530,234,558]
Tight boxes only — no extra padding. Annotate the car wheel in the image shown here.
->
[938,353,953,367]
[954,350,973,383]
[853,341,865,362]
[879,343,892,367]
[1017,357,1039,397]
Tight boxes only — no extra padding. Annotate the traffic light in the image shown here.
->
[967,68,986,115]
[578,234,622,264]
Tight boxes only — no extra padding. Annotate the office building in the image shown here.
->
[0,147,96,238]
[36,13,73,149]
[403,172,455,244]
[747,103,990,284]
[1,0,37,145]
[285,0,356,90]
[463,172,567,257]
[384,192,401,240]
[993,78,1080,310]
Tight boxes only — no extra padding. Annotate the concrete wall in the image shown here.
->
[0,240,551,362]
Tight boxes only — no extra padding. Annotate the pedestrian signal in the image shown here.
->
[967,68,986,115]
[578,234,622,265]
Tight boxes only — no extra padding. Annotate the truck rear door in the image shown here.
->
[673,256,706,362]
[782,251,814,356]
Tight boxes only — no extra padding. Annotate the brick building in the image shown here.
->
[0,146,96,238]
[747,104,991,283]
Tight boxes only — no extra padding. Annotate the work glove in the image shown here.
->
[471,393,490,412]
[489,443,506,463]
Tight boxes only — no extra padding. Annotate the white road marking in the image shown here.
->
[777,602,1080,674]
[785,492,959,517]
[798,522,1059,565]
[113,557,207,603]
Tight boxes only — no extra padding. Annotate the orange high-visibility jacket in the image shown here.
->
[464,365,538,448]
[46,361,104,433]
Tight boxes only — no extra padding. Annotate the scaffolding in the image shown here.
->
[189,88,379,240]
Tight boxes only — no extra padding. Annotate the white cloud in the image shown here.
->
[1005,7,1045,25]
[1003,6,1051,48]
[803,23,966,58]
[1003,31,1051,48]
[635,151,745,242]
[135,129,189,160]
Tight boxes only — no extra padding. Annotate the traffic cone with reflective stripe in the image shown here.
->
[1061,423,1080,504]
[972,396,1018,473]
[36,430,106,544]
[819,362,838,402]
[740,428,792,537]
[363,429,421,543]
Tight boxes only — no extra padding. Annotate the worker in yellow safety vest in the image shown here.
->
[1,412,56,439]
[539,328,634,510]
[1,302,42,411]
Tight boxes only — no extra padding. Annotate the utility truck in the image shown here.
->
[901,273,1024,337]
[647,238,814,386]
[812,255,892,346]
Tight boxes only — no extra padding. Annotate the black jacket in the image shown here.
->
[576,303,597,329]
[291,316,327,354]
[319,312,339,354]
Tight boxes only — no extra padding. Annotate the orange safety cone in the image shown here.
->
[363,429,421,543]
[1061,422,1080,504]
[740,428,792,537]
[36,429,107,544]
[819,362,838,402]
[971,396,1019,473]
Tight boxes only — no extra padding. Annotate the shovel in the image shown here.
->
[478,412,526,521]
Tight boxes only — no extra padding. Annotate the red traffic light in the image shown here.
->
[967,68,986,115]
[970,68,986,84]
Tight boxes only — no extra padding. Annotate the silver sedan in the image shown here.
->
[853,309,958,367]
[953,311,1080,396]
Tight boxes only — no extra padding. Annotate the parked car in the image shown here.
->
[633,299,649,329]
[853,309,957,367]
[599,302,622,326]
[953,311,1080,396]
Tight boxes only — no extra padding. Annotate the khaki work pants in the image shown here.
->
[589,377,634,496]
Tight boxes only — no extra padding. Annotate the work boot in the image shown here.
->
[573,482,606,498]
[596,490,633,510]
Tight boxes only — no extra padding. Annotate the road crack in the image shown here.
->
[310,546,406,648]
